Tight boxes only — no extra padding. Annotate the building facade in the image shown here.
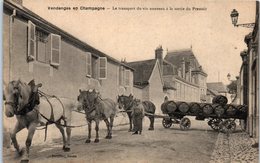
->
[3,0,134,100]
[162,47,207,103]
[129,59,165,114]
[238,1,259,146]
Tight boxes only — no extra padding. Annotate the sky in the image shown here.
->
[23,0,256,84]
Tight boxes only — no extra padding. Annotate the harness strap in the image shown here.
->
[40,94,55,123]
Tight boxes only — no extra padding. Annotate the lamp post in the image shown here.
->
[230,9,255,28]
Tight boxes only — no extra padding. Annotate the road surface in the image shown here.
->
[3,116,218,163]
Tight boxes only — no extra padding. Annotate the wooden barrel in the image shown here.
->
[189,102,201,114]
[161,101,177,114]
[176,101,189,113]
[226,104,237,116]
[212,95,228,106]
[236,105,248,118]
[201,103,214,115]
[213,104,225,117]
[161,101,169,114]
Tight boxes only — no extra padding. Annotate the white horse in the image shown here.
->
[4,79,74,161]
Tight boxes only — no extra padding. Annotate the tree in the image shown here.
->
[227,80,237,94]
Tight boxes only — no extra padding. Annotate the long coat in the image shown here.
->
[131,101,145,132]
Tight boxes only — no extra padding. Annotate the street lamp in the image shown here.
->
[230,9,255,28]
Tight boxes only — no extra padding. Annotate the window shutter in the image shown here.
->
[119,66,125,86]
[27,20,36,61]
[86,52,92,76]
[50,34,61,66]
[98,57,107,79]
[125,69,130,86]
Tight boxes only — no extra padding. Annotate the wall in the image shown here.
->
[174,78,200,102]
[3,10,10,85]
[148,61,164,114]
[7,13,133,102]
[133,87,143,100]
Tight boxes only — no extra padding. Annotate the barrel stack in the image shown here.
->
[160,95,247,119]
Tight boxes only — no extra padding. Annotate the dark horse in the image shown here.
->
[117,94,156,131]
[4,80,73,161]
[77,89,117,143]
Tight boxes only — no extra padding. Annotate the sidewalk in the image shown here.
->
[210,131,259,163]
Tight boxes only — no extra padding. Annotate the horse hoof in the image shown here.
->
[94,139,99,143]
[20,159,29,163]
[63,146,71,152]
[20,155,29,163]
[85,139,91,143]
[148,128,154,130]
[128,129,133,132]
[105,135,112,139]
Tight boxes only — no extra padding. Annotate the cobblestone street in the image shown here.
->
[210,130,259,163]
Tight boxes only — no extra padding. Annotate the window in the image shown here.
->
[49,34,61,66]
[86,52,92,77]
[36,29,48,63]
[125,70,130,86]
[27,21,61,67]
[98,57,107,79]
[27,20,36,61]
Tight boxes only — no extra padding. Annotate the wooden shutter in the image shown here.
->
[98,57,107,79]
[125,69,130,86]
[119,66,125,86]
[50,34,61,66]
[86,52,92,76]
[27,20,36,61]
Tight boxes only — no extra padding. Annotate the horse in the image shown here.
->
[77,89,117,143]
[117,94,156,131]
[4,79,74,161]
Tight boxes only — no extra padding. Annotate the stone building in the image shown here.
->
[3,0,134,146]
[163,47,208,103]
[238,1,259,147]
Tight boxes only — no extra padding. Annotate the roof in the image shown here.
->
[207,88,219,96]
[207,82,227,93]
[164,48,207,76]
[175,75,199,88]
[163,77,176,90]
[4,0,134,71]
[162,60,177,75]
[127,59,156,87]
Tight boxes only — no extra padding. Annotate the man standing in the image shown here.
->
[132,99,145,135]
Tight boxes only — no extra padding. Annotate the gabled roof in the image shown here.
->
[207,82,227,93]
[164,48,207,76]
[4,0,134,71]
[162,60,177,75]
[127,59,156,87]
[207,88,219,96]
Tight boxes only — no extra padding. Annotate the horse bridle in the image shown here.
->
[118,96,134,111]
[5,84,20,114]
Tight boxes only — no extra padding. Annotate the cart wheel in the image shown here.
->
[220,119,236,133]
[162,118,173,128]
[208,119,222,131]
[180,117,191,130]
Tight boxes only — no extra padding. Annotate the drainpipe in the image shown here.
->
[9,9,16,81]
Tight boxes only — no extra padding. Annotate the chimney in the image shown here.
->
[155,45,163,60]
[11,0,23,5]
[155,45,163,74]
[181,58,185,79]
